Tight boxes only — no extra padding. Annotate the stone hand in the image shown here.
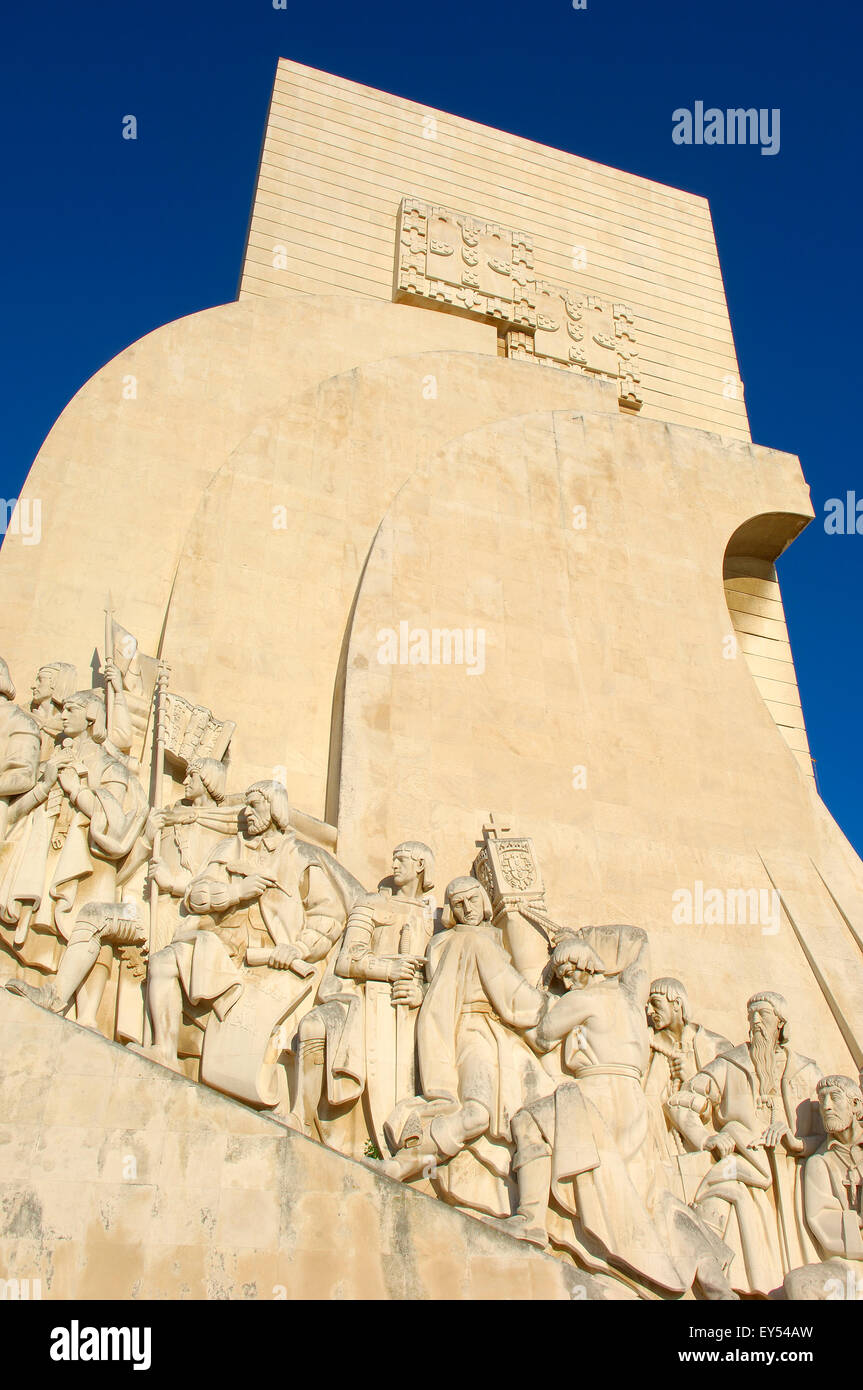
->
[103,659,123,692]
[39,759,61,788]
[391,979,423,1008]
[237,873,273,903]
[388,956,420,983]
[148,858,174,893]
[268,943,300,970]
[53,744,75,769]
[760,1122,803,1153]
[704,1131,735,1158]
[57,765,80,796]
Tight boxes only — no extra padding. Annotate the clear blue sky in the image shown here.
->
[2,0,861,852]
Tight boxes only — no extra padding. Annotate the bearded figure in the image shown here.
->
[668,990,824,1296]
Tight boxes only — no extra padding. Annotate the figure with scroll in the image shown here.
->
[134,780,364,1107]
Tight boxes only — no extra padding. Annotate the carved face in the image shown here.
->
[449,887,485,926]
[242,790,272,837]
[748,1002,781,1047]
[557,960,595,992]
[60,699,88,737]
[32,667,54,701]
[392,849,420,889]
[819,1085,858,1135]
[183,767,205,803]
[648,992,676,1031]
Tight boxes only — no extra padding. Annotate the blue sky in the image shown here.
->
[2,0,861,851]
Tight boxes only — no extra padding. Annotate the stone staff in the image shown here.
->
[147,660,171,953]
[104,596,115,741]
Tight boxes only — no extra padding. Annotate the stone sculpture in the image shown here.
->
[288,840,434,1149]
[668,991,823,1294]
[784,1075,863,1299]
[0,658,40,843]
[369,875,557,1218]
[645,976,733,1178]
[1,627,860,1302]
[134,780,364,1106]
[28,661,76,758]
[489,926,737,1299]
[0,687,148,1022]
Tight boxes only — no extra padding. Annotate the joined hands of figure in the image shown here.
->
[52,742,81,798]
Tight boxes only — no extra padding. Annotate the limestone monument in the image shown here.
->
[0,57,861,1301]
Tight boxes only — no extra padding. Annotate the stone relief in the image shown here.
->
[0,619,856,1299]
[394,196,644,411]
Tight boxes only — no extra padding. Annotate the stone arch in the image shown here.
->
[722,512,814,779]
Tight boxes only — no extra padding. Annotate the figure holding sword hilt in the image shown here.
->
[286,841,435,1147]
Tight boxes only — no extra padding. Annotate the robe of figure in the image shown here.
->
[676,1044,824,1295]
[412,923,557,1217]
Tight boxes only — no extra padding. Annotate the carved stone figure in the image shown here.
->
[369,875,557,1219]
[6,899,146,1020]
[490,926,737,1299]
[645,976,732,1165]
[120,757,235,952]
[646,977,733,1102]
[0,689,148,1022]
[29,662,76,758]
[0,659,40,843]
[287,840,434,1150]
[784,1075,863,1299]
[668,990,823,1295]
[134,780,364,1106]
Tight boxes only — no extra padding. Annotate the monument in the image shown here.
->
[0,57,861,1302]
